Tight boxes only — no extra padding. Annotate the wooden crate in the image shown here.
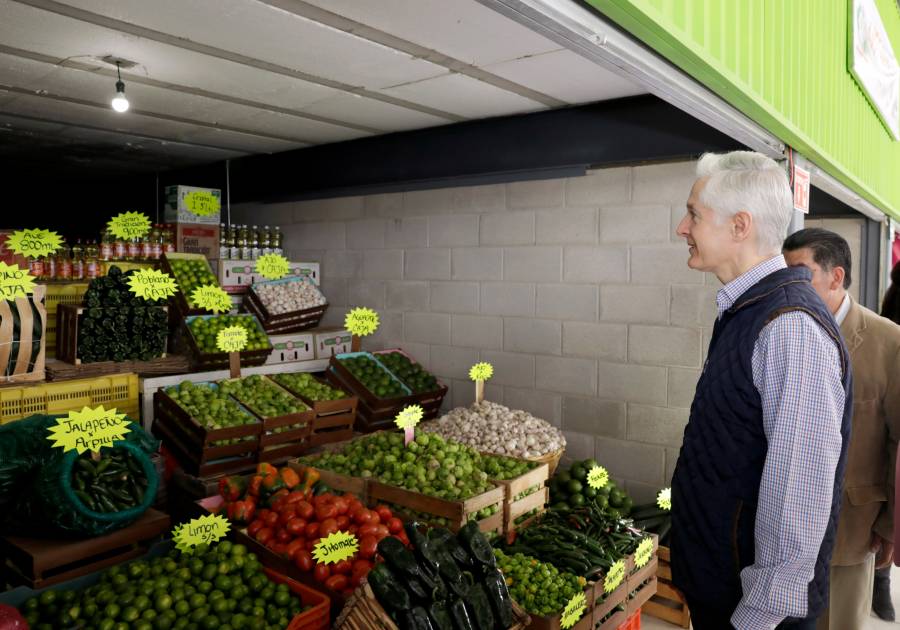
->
[0,509,170,589]
[182,314,273,371]
[56,303,168,365]
[642,545,690,629]
[269,373,357,447]
[160,252,221,317]
[152,387,260,477]
[523,582,596,630]
[489,459,550,535]
[244,277,328,334]
[0,284,47,385]
[46,354,191,381]
[42,281,88,359]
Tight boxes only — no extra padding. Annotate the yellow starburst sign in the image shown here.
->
[657,487,672,511]
[587,465,609,490]
[216,325,248,353]
[128,268,178,302]
[183,190,221,217]
[468,362,494,382]
[255,254,290,280]
[172,514,231,553]
[47,406,131,454]
[345,307,379,337]
[395,404,424,430]
[604,559,625,593]
[6,228,63,258]
[312,531,359,564]
[191,285,232,314]
[108,212,152,240]
[634,537,655,569]
[0,262,36,300]
[560,591,586,629]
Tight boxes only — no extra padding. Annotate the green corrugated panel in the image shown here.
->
[588,0,900,220]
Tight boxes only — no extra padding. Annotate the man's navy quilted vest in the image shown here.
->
[670,265,852,621]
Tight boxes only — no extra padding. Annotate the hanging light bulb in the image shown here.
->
[111,61,129,113]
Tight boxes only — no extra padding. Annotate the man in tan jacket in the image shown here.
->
[784,228,900,630]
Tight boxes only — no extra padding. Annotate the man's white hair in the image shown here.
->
[696,151,792,255]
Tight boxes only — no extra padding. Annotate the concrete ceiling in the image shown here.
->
[0,0,645,173]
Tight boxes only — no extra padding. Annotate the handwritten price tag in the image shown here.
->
[344,307,379,337]
[6,228,63,258]
[191,285,232,314]
[128,268,178,301]
[560,591,586,629]
[47,406,131,454]
[173,514,231,553]
[604,559,625,593]
[634,537,655,568]
[216,325,248,353]
[468,362,494,382]
[184,191,221,217]
[395,405,424,430]
[312,531,359,564]
[108,212,152,240]
[0,262,35,300]
[255,254,290,280]
[587,465,609,490]
[657,487,671,511]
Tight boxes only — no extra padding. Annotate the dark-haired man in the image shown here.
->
[784,227,900,630]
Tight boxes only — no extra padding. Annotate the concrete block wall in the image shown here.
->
[232,161,712,502]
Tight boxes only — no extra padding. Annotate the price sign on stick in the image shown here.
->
[191,285,232,314]
[560,591,586,629]
[0,262,35,300]
[216,326,248,353]
[47,406,131,454]
[108,212,152,240]
[468,362,493,404]
[6,229,63,258]
[345,307,379,351]
[396,404,424,446]
[128,269,178,302]
[173,514,231,553]
[587,465,609,490]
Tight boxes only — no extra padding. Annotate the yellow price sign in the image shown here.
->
[191,285,232,314]
[173,514,231,553]
[344,307,379,337]
[468,362,494,382]
[183,191,221,217]
[255,254,290,280]
[560,591,586,629]
[6,228,63,258]
[0,262,36,300]
[47,406,131,454]
[216,325,248,353]
[395,404,424,431]
[587,465,609,490]
[604,559,625,593]
[634,537,655,569]
[312,531,359,564]
[128,268,178,301]
[108,212,152,240]
[657,487,671,511]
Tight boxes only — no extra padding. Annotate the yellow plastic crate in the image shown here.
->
[42,283,89,359]
[0,373,139,424]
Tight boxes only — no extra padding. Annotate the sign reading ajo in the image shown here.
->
[183,190,221,217]
[344,307,379,337]
[255,253,290,280]
[47,406,131,454]
[560,591,586,629]
[634,537,655,569]
[6,228,64,258]
[587,465,609,490]
[216,325,248,353]
[191,284,232,314]
[108,212,152,240]
[127,268,178,302]
[468,362,494,382]
[173,514,231,553]
[313,531,359,564]
[0,262,36,301]
[604,559,626,593]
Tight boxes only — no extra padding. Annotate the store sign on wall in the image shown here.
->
[851,0,900,140]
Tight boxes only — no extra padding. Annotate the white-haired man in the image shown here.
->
[670,151,853,630]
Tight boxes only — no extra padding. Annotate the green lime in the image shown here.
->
[122,607,140,623]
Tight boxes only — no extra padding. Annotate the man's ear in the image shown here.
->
[732,211,753,241]
[831,266,846,291]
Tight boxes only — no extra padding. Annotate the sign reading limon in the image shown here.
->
[108,212,152,240]
[604,559,625,593]
[255,254,290,280]
[634,537,655,569]
[657,487,671,511]
[587,465,609,490]
[183,190,221,217]
[312,531,359,564]
[0,262,36,300]
[191,285,232,314]
[468,362,494,382]
[6,228,63,258]
[560,591,586,629]
[216,325,248,353]
[47,406,130,454]
[173,514,231,553]
[344,307,379,337]
[128,269,178,301]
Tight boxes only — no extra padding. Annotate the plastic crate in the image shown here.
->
[617,611,640,630]
[42,282,89,358]
[0,372,139,424]
[264,568,331,630]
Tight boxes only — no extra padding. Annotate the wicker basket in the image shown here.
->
[530,446,564,476]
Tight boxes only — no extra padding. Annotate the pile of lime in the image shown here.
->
[19,540,306,630]
[219,375,307,434]
[494,549,586,618]
[165,381,257,446]
[271,372,347,402]
[188,315,269,353]
[549,458,633,517]
[376,351,439,393]
[481,454,537,480]
[168,258,219,308]
[338,355,406,399]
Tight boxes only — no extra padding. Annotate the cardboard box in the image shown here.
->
[265,332,316,365]
[218,260,320,291]
[288,262,320,285]
[175,223,219,260]
[313,327,353,359]
[165,185,222,224]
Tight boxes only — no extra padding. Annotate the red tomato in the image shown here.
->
[263,511,280,528]
[336,515,351,530]
[286,518,307,537]
[316,503,338,521]
[333,496,349,515]
[374,505,393,522]
[305,522,319,538]
[352,558,373,574]
[295,501,314,521]
[358,535,378,559]
[294,550,314,572]
[313,563,331,583]
[276,528,292,544]
[324,574,349,591]
[286,539,305,559]
[255,527,274,545]
[285,490,306,504]
[358,524,379,538]
[313,494,335,507]
[387,517,403,535]
[247,519,265,537]
[351,560,373,586]
[272,542,288,556]
[372,524,390,540]
[353,509,375,526]
[347,498,363,514]
[278,506,296,527]
[332,559,352,575]
[396,531,410,546]
[319,518,339,538]
[348,524,359,536]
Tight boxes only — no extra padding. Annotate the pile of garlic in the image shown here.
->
[422,400,565,458]
[255,278,326,314]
